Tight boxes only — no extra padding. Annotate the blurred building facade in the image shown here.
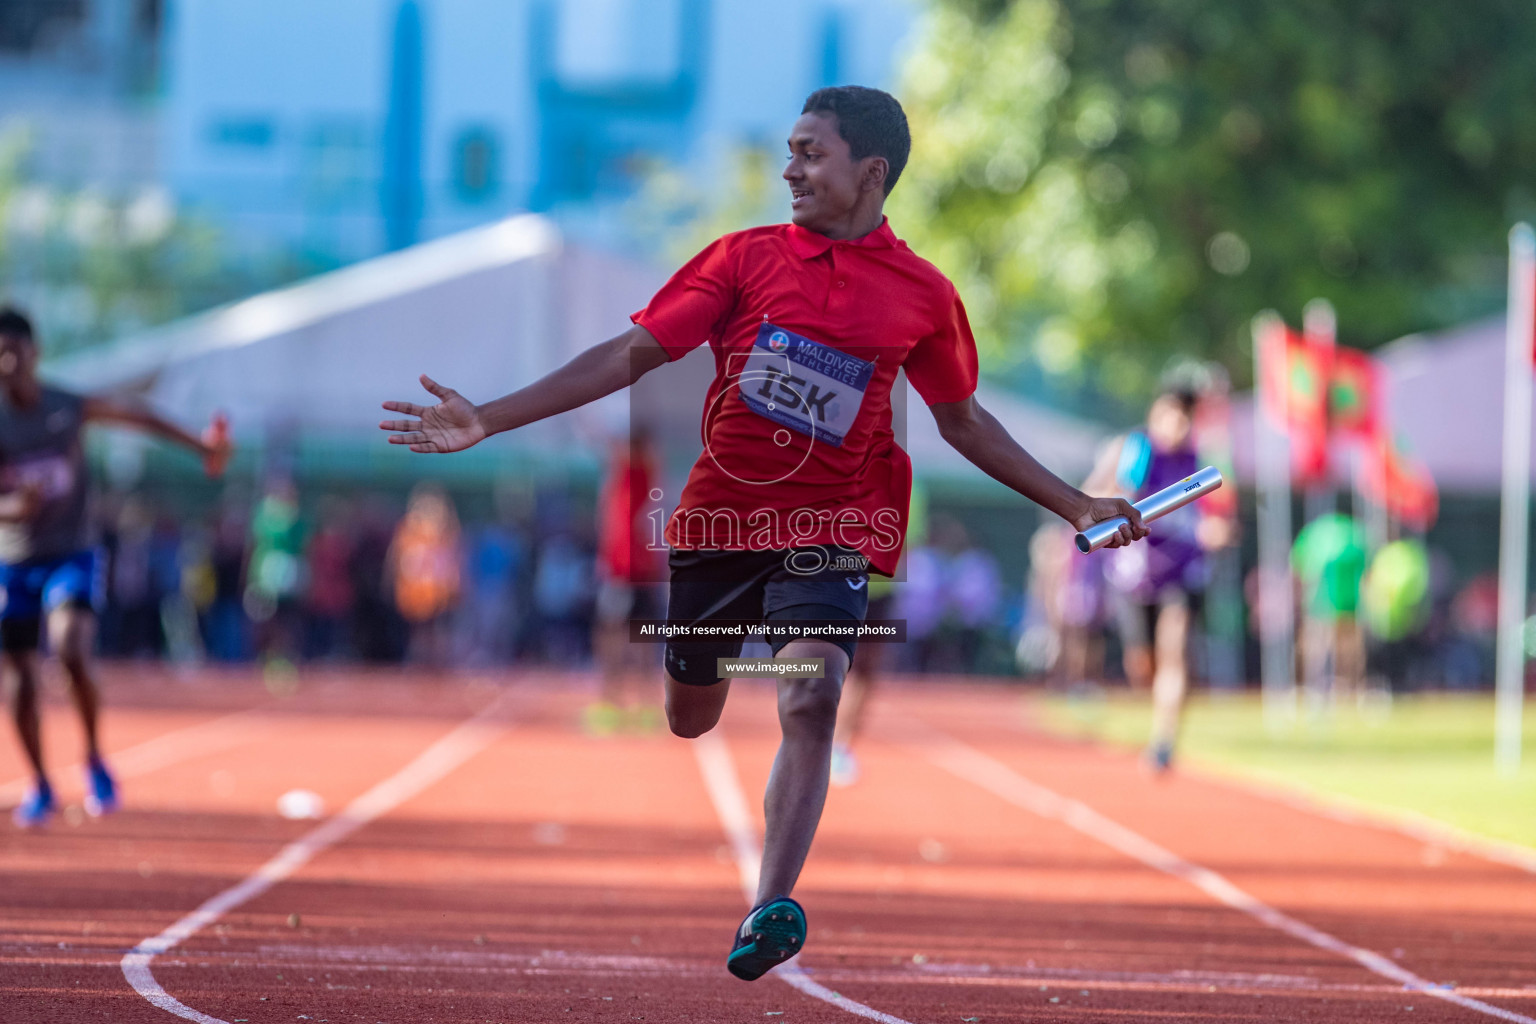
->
[0,0,916,261]
[4,1,916,260]
[0,0,162,189]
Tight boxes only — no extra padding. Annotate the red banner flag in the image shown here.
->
[1257,322,1291,426]
[1329,346,1383,441]
[1258,324,1330,482]
[1362,435,1438,529]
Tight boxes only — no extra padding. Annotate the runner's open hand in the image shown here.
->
[380,375,487,453]
[201,415,233,479]
[1071,496,1148,549]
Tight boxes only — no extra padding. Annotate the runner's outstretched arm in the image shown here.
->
[82,396,231,475]
[380,324,669,454]
[930,394,1148,548]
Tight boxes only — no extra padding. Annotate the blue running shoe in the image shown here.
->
[727,896,806,981]
[84,757,119,817]
[12,783,56,829]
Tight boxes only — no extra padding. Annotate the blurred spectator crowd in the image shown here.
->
[87,473,1020,676]
[85,476,1502,689]
[92,479,601,671]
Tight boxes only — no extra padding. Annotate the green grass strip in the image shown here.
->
[1036,690,1536,851]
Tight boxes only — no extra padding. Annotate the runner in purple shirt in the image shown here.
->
[1086,388,1233,773]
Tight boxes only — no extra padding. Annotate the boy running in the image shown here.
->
[381,86,1146,979]
[0,306,231,827]
[1087,387,1233,773]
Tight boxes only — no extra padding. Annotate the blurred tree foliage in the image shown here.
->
[889,0,1536,396]
[0,127,326,359]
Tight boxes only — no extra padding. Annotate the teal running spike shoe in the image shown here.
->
[727,897,806,981]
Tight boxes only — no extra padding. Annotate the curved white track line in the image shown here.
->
[123,700,511,1023]
[692,732,919,1024]
[922,731,1536,1024]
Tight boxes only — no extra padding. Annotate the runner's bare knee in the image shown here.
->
[776,674,841,737]
[774,639,847,735]
[56,630,89,677]
[664,672,728,738]
[50,615,91,678]
[774,638,848,729]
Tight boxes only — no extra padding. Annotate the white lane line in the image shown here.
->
[0,708,275,805]
[122,697,512,1024]
[1197,766,1536,876]
[692,732,920,1024]
[692,730,763,897]
[28,939,1536,1001]
[922,731,1536,1024]
[1023,700,1536,876]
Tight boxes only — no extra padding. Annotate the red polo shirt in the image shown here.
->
[632,218,978,576]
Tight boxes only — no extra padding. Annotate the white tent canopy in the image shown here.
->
[46,214,1109,486]
[48,214,662,451]
[1373,317,1514,491]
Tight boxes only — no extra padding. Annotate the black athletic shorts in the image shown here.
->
[1117,588,1206,650]
[664,545,871,686]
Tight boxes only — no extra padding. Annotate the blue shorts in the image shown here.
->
[0,549,103,624]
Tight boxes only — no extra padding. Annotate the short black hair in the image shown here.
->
[1157,388,1200,416]
[801,86,911,196]
[0,306,34,343]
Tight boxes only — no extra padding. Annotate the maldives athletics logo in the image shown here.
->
[767,330,790,353]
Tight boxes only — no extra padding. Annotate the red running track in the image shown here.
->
[1,666,1534,1023]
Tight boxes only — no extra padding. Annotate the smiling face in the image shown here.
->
[783,112,886,238]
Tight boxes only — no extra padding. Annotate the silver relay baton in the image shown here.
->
[1075,465,1224,553]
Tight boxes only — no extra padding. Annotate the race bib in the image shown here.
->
[735,322,874,448]
[1,455,76,500]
